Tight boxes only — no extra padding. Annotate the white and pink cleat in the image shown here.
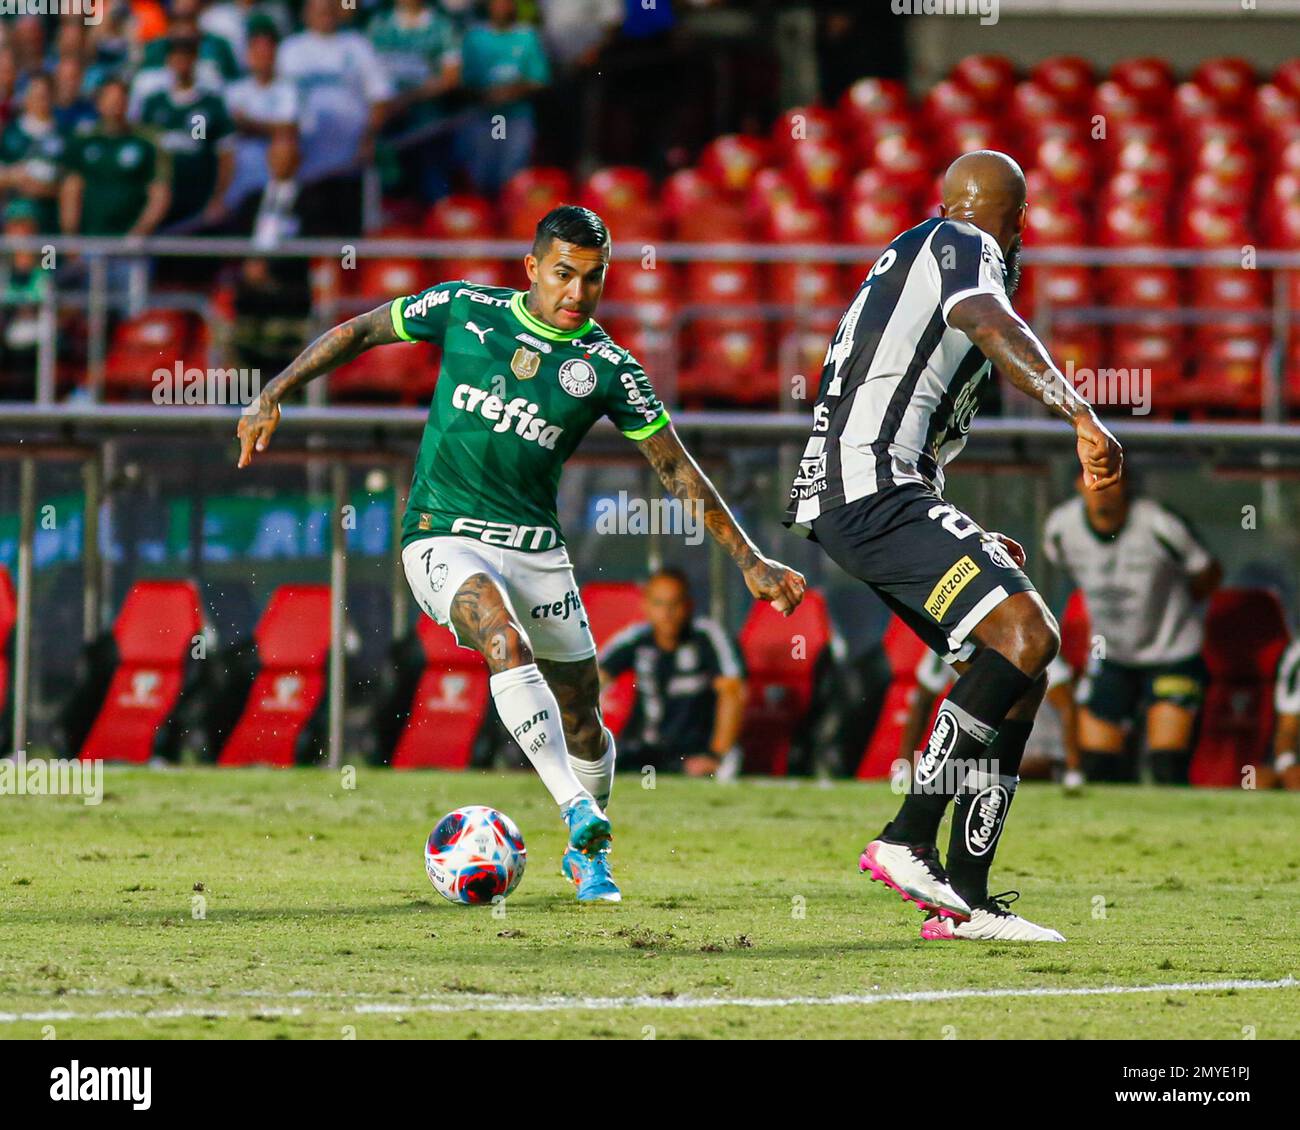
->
[859,839,971,922]
[920,892,1065,941]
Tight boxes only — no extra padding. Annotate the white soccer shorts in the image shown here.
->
[402,535,597,663]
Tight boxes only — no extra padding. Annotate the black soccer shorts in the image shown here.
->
[1078,654,1208,725]
[812,482,1037,662]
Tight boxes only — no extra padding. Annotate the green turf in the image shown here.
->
[0,767,1297,1039]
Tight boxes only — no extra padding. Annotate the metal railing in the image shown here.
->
[1,235,1297,417]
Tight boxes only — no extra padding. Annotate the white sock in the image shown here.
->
[569,728,616,810]
[490,664,587,807]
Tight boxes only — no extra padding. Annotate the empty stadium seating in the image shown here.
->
[390,615,491,770]
[218,585,332,767]
[75,580,203,763]
[737,588,835,775]
[582,581,644,737]
[1191,588,1291,786]
[855,616,931,780]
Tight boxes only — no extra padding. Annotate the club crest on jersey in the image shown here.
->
[980,536,1018,572]
[558,358,598,398]
[511,347,540,380]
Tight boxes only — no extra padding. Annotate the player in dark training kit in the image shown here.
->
[236,206,806,902]
[786,151,1122,941]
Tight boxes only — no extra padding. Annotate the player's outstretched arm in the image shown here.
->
[636,423,807,616]
[948,293,1124,492]
[236,303,401,468]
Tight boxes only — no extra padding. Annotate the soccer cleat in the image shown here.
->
[561,796,612,856]
[859,839,971,921]
[562,846,621,902]
[920,891,1065,941]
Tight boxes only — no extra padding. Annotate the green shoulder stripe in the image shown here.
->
[623,411,670,442]
[390,296,413,342]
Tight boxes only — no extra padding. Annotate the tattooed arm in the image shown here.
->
[948,293,1123,491]
[636,423,807,616]
[236,303,400,468]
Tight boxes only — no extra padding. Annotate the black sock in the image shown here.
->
[1149,748,1192,785]
[946,769,1018,907]
[987,718,1033,777]
[1081,750,1138,783]
[886,650,1033,845]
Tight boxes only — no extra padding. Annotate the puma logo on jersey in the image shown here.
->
[465,321,493,344]
[451,383,563,448]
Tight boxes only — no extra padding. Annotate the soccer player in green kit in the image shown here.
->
[236,206,807,901]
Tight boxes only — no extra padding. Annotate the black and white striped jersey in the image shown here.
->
[784,217,1011,537]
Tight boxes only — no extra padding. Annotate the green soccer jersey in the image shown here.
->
[391,282,670,552]
[136,87,233,223]
[65,129,166,236]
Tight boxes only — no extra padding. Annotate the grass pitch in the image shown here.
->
[0,767,1296,1040]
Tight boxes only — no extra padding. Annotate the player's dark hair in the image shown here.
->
[532,205,610,258]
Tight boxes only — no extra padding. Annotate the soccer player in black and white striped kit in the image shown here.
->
[785,151,1123,941]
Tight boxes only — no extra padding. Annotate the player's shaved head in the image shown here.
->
[940,150,1029,295]
[941,151,1027,237]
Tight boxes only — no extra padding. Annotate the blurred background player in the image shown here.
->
[235,205,806,903]
[597,568,747,780]
[1258,637,1300,791]
[1043,474,1221,786]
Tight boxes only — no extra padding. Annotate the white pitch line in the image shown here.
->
[0,977,1294,1023]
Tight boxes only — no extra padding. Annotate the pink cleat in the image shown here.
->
[921,892,1065,941]
[859,839,971,922]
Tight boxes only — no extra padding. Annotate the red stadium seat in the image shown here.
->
[1109,57,1175,113]
[768,104,839,159]
[1031,135,1093,200]
[1059,589,1091,674]
[1172,80,1221,128]
[1030,56,1095,109]
[583,581,646,737]
[865,133,932,196]
[844,196,914,247]
[738,588,834,776]
[1193,57,1256,111]
[327,341,439,405]
[674,198,751,243]
[354,257,424,300]
[856,616,931,779]
[78,581,202,763]
[1092,79,1145,123]
[1179,202,1254,247]
[500,166,573,239]
[1183,328,1266,415]
[783,136,850,201]
[661,167,719,223]
[933,115,1004,167]
[924,78,982,125]
[761,196,832,243]
[0,565,12,719]
[950,54,1017,108]
[391,615,490,770]
[435,257,510,288]
[1253,82,1300,137]
[1095,194,1170,246]
[423,193,495,238]
[105,309,199,398]
[218,585,332,767]
[697,134,770,197]
[838,77,910,132]
[1191,589,1290,786]
[580,165,654,213]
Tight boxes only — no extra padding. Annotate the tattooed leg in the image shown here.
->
[450,574,590,807]
[540,656,615,809]
[448,572,534,673]
[536,657,605,761]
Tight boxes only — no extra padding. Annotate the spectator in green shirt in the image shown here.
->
[456,0,551,194]
[367,0,462,122]
[60,78,171,238]
[135,35,236,228]
[0,72,68,236]
[141,0,243,84]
